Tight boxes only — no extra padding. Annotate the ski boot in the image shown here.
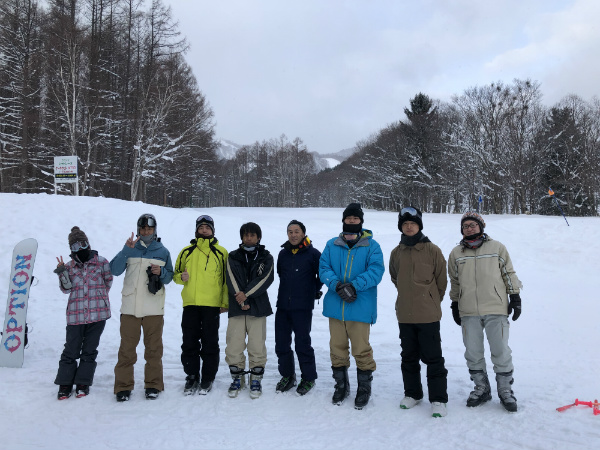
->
[354,369,373,410]
[228,366,246,398]
[466,370,492,407]
[331,366,350,405]
[249,367,264,399]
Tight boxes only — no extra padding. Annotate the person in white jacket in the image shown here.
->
[109,214,173,402]
[448,211,522,413]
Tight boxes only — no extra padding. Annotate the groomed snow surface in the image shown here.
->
[1,193,598,450]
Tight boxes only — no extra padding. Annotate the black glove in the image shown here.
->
[450,302,461,326]
[146,266,163,295]
[336,282,357,303]
[315,290,323,300]
[508,294,521,321]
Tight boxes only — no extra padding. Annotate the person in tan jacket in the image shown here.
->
[448,211,522,413]
[389,207,448,418]
[110,214,174,402]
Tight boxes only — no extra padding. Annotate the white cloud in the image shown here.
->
[168,0,599,153]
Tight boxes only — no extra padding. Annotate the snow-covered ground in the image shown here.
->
[0,193,598,450]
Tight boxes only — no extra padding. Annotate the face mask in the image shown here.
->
[343,223,362,234]
[75,248,92,262]
[140,234,155,245]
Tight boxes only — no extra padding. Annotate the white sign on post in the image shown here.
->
[54,155,79,195]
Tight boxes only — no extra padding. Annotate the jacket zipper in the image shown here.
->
[341,248,355,321]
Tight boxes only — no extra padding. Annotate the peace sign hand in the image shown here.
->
[56,256,65,269]
[126,232,140,248]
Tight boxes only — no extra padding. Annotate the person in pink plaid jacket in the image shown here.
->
[53,226,113,400]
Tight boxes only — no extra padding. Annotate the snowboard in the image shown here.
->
[0,238,38,368]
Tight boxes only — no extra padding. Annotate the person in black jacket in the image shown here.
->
[225,222,274,399]
[275,220,323,396]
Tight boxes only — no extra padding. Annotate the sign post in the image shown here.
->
[53,156,79,195]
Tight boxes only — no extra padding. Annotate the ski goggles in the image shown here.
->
[196,215,214,224]
[70,241,89,252]
[137,216,156,228]
[400,206,419,217]
[400,207,420,218]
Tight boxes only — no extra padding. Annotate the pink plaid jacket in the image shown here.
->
[59,253,113,325]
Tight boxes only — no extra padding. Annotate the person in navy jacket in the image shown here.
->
[275,220,323,396]
[319,203,384,409]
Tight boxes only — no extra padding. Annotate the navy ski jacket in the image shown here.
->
[276,239,323,311]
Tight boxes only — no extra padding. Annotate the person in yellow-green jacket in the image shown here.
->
[173,215,228,395]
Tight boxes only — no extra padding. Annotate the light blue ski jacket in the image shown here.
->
[319,230,384,324]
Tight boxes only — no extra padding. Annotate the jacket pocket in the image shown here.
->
[414,263,433,284]
[493,285,506,303]
[122,259,141,296]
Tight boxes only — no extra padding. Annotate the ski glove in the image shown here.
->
[146,266,164,295]
[508,294,522,321]
[336,282,357,303]
[450,302,461,326]
[54,265,72,290]
[315,290,323,300]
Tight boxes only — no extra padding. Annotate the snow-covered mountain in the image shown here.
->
[215,139,243,160]
[312,147,357,171]
[216,138,354,172]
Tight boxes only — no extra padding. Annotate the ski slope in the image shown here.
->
[0,193,598,450]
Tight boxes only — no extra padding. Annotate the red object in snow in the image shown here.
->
[556,398,600,415]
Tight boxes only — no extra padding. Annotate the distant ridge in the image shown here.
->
[215,138,356,172]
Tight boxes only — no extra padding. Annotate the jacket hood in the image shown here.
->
[334,229,374,248]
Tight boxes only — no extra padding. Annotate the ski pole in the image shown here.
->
[548,188,570,226]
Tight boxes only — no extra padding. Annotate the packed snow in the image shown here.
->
[0,193,598,450]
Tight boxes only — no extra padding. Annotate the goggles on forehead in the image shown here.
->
[70,241,89,252]
[400,207,419,217]
[138,216,156,228]
[196,215,213,223]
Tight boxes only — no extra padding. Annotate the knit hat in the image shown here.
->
[460,211,485,235]
[196,215,215,235]
[68,226,89,247]
[287,220,306,234]
[342,203,364,224]
[398,206,423,232]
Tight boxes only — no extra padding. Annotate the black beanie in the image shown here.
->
[398,207,423,232]
[287,220,306,234]
[342,203,364,224]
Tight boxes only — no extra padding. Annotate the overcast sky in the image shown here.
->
[167,0,599,154]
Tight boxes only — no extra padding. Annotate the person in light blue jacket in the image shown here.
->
[319,203,384,410]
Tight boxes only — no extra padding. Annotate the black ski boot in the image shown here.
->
[75,384,89,398]
[116,390,131,402]
[496,371,518,412]
[57,385,72,400]
[354,369,373,410]
[184,374,199,395]
[276,374,297,393]
[331,366,350,405]
[466,370,492,407]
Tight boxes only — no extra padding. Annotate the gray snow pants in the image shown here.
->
[55,320,106,386]
[461,315,513,374]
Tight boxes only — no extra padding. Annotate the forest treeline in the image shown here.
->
[2,1,599,215]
